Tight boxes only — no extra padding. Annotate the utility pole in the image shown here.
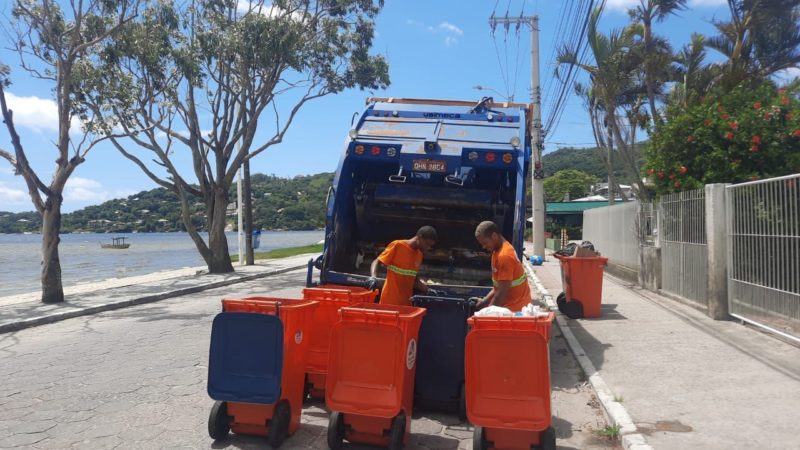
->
[237,164,245,267]
[489,13,544,257]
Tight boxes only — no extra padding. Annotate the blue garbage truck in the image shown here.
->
[308,97,531,296]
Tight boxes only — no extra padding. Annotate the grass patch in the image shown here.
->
[577,367,587,382]
[231,243,323,262]
[594,424,621,441]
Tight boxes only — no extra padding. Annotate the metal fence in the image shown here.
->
[660,189,708,307]
[582,201,640,270]
[726,174,800,342]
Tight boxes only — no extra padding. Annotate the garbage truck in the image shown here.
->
[308,97,532,296]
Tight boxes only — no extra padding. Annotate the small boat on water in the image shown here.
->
[101,237,130,249]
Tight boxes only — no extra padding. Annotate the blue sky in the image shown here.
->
[0,0,744,213]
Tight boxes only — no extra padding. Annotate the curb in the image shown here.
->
[523,260,654,450]
[0,264,307,335]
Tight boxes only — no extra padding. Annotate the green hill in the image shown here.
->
[0,172,334,234]
[542,146,631,183]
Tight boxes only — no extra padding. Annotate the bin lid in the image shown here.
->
[207,312,283,404]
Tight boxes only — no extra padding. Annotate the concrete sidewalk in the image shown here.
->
[0,254,315,334]
[530,252,800,449]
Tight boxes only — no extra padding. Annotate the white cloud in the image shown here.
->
[605,0,639,11]
[65,177,106,202]
[236,1,306,21]
[438,22,463,36]
[3,92,59,133]
[0,181,29,205]
[408,19,464,46]
[607,0,726,12]
[689,0,727,7]
[4,91,84,135]
[775,67,800,82]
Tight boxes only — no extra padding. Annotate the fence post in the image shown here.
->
[705,183,729,320]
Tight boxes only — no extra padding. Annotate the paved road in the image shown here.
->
[0,270,617,450]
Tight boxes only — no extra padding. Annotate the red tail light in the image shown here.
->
[485,152,496,162]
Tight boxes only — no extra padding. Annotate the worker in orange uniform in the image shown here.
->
[368,226,442,306]
[473,221,531,312]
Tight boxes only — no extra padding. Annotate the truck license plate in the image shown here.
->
[413,159,447,172]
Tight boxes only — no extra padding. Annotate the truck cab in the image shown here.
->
[311,97,531,296]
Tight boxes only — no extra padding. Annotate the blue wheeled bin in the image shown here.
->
[411,295,475,420]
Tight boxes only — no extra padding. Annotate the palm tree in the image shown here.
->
[628,0,688,126]
[706,0,800,88]
[558,7,649,200]
[672,33,717,106]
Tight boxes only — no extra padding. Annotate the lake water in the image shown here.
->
[0,231,323,298]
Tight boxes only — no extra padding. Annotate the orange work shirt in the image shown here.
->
[377,240,423,307]
[491,240,531,312]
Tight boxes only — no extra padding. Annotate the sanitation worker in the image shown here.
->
[472,220,531,312]
[368,226,442,306]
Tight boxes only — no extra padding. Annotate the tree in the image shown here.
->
[0,1,138,303]
[558,7,649,201]
[706,0,800,89]
[645,82,800,194]
[628,0,687,126]
[543,170,598,202]
[85,0,389,273]
[672,33,718,107]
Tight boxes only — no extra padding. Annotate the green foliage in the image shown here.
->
[543,170,598,202]
[542,147,631,182]
[0,172,334,234]
[646,82,800,194]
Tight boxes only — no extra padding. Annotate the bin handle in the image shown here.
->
[340,307,400,325]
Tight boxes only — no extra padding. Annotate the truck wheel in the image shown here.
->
[208,400,231,441]
[473,426,489,450]
[535,427,556,450]
[327,411,345,450]
[563,299,584,319]
[267,401,290,448]
[388,413,406,450]
[458,383,467,422]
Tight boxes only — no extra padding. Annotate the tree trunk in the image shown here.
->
[606,122,616,206]
[644,19,661,126]
[205,188,235,273]
[40,198,65,304]
[243,159,254,265]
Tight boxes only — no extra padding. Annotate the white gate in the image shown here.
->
[726,174,800,342]
[660,189,708,307]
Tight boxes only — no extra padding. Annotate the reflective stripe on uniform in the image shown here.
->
[492,272,527,287]
[388,264,418,277]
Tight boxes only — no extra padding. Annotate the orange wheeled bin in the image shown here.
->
[206,297,317,448]
[465,315,556,450]
[325,302,426,450]
[553,254,608,319]
[302,285,378,399]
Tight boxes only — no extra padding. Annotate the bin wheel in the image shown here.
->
[535,427,556,450]
[563,299,584,319]
[208,400,231,441]
[267,401,291,448]
[303,375,311,402]
[473,426,489,450]
[556,293,566,313]
[327,411,345,450]
[458,383,467,422]
[388,413,406,450]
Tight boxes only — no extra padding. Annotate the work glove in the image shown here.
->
[365,276,379,291]
[470,297,488,311]
[427,288,445,296]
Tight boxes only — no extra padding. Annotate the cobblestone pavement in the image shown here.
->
[0,270,618,450]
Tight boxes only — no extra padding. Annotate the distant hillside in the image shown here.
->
[0,172,334,234]
[542,147,632,183]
